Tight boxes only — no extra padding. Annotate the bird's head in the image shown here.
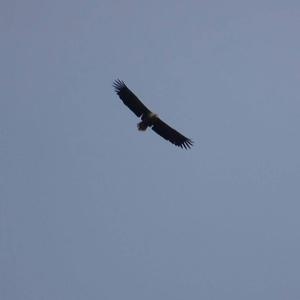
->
[148,112,158,119]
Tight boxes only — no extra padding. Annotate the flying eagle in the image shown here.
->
[113,79,193,149]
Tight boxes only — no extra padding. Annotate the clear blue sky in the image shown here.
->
[1,1,300,299]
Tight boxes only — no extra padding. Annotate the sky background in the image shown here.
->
[1,0,300,299]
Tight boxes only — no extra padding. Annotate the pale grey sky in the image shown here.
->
[1,0,300,299]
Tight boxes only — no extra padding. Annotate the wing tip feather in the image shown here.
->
[180,138,193,149]
[113,79,126,93]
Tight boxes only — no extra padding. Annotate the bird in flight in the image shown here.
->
[113,79,193,149]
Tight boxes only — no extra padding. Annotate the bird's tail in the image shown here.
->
[137,121,148,131]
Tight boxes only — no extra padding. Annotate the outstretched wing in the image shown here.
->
[151,118,193,149]
[113,79,151,117]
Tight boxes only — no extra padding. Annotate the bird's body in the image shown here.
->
[113,79,193,149]
[138,112,158,131]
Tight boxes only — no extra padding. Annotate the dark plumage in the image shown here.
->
[113,79,193,149]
